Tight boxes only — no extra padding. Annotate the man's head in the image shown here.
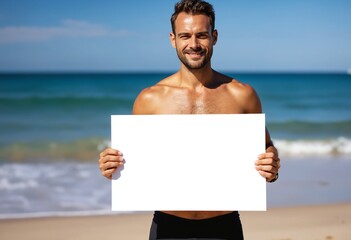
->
[170,0,217,70]
[171,0,215,35]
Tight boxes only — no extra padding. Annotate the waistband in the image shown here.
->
[153,211,240,224]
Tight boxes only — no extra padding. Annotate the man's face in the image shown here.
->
[170,12,217,70]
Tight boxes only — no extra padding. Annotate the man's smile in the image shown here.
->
[184,49,205,59]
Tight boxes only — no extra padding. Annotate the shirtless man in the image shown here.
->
[99,0,280,239]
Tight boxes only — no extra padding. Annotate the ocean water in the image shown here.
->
[0,72,351,218]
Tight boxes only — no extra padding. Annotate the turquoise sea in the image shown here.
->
[0,72,351,218]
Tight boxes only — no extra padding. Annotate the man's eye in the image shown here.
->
[197,34,208,39]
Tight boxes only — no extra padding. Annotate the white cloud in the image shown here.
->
[0,19,131,44]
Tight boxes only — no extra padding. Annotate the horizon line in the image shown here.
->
[0,70,348,75]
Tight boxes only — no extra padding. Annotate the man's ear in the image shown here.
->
[212,29,218,46]
[170,32,176,48]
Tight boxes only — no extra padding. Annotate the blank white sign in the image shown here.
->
[111,114,266,211]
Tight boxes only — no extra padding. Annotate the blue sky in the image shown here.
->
[0,0,350,72]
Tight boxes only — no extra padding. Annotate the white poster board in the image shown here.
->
[111,114,266,211]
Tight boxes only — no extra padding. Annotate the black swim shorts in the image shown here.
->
[149,211,244,240]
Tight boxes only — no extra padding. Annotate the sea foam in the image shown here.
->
[274,137,351,156]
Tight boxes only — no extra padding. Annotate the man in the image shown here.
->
[99,0,280,239]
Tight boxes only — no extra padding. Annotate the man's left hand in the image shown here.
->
[255,148,280,182]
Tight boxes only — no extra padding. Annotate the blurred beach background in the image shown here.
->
[0,72,351,219]
[1,0,351,239]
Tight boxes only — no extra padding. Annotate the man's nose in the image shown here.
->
[189,36,200,49]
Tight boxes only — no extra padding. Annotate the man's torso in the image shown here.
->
[133,72,260,220]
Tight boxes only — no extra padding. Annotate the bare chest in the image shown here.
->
[157,90,242,114]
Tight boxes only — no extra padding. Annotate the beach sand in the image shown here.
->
[0,203,350,240]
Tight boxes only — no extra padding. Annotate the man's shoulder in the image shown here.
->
[222,76,261,113]
[137,75,176,99]
[224,77,256,97]
[214,71,252,91]
[218,74,260,112]
[132,74,177,114]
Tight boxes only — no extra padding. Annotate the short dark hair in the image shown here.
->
[170,0,215,34]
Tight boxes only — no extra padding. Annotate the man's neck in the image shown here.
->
[178,64,216,90]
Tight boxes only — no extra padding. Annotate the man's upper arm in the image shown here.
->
[132,88,157,114]
[238,84,262,114]
[132,90,148,114]
[237,84,273,144]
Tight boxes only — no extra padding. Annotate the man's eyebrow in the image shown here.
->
[177,31,210,36]
[177,32,191,36]
[196,31,210,35]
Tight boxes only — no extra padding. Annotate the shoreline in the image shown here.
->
[0,203,350,240]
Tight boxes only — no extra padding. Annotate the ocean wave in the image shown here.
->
[274,137,351,156]
[0,163,112,218]
[0,138,110,162]
[1,137,350,163]
[0,178,38,191]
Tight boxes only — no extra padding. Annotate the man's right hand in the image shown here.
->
[98,148,125,180]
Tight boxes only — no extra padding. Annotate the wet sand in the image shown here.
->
[0,203,350,240]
